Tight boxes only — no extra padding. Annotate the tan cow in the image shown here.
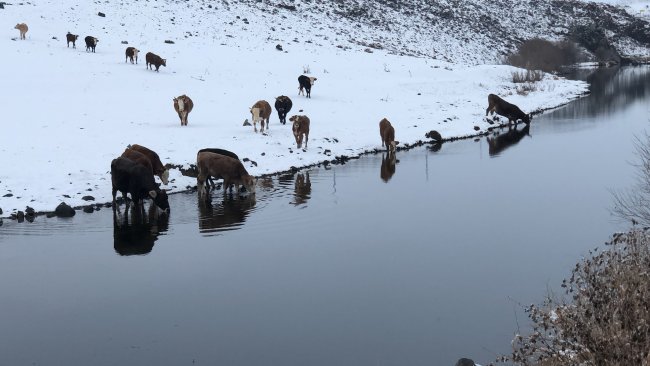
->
[289,115,310,149]
[379,118,399,152]
[173,94,194,126]
[250,100,272,133]
[196,152,256,198]
[15,23,28,40]
[126,144,170,185]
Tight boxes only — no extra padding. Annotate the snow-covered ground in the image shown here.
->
[0,0,590,215]
[583,0,650,18]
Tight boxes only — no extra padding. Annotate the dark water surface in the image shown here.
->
[1,66,649,366]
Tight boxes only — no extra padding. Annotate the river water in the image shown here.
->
[1,66,649,366]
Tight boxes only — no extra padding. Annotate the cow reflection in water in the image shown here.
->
[292,172,312,205]
[380,152,397,183]
[198,195,256,234]
[486,124,531,156]
[112,203,169,256]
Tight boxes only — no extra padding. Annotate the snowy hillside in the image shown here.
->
[0,0,603,215]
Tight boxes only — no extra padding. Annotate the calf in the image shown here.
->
[111,157,170,212]
[84,36,99,53]
[298,75,317,98]
[379,118,399,152]
[66,32,79,48]
[14,23,28,40]
[274,95,293,125]
[485,94,531,125]
[198,148,240,188]
[250,100,272,133]
[146,52,166,72]
[196,152,256,198]
[125,47,140,64]
[127,144,170,185]
[173,94,194,126]
[289,115,310,149]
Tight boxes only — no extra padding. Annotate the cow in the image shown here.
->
[125,46,140,64]
[379,118,399,152]
[197,148,240,188]
[485,94,531,125]
[196,152,256,198]
[487,123,531,156]
[298,75,317,98]
[173,94,193,126]
[250,100,272,133]
[146,52,166,72]
[84,36,99,53]
[126,144,170,185]
[110,157,170,212]
[66,32,79,48]
[274,95,293,125]
[380,152,397,183]
[289,115,310,149]
[14,23,28,40]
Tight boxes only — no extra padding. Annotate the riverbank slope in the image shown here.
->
[0,0,590,215]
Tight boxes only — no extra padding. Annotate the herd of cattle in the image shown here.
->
[13,22,533,214]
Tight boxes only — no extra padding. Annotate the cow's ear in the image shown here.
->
[149,190,157,199]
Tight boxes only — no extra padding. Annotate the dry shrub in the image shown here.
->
[516,83,537,96]
[512,70,544,83]
[502,229,650,366]
[506,38,581,72]
[612,132,650,226]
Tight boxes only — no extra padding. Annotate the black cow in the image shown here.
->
[274,95,293,125]
[298,75,317,98]
[111,157,170,212]
[198,148,240,189]
[84,36,99,53]
[487,124,531,156]
[486,94,531,125]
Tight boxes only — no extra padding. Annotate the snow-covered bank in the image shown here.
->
[0,1,589,216]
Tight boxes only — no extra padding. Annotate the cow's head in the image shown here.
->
[161,169,170,185]
[149,189,170,212]
[523,113,531,124]
[161,59,167,67]
[389,141,399,152]
[14,24,20,29]
[175,97,185,112]
[133,48,140,56]
[243,175,256,194]
[94,38,99,44]
[309,77,317,85]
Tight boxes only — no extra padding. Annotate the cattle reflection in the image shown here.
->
[380,152,397,183]
[486,124,531,156]
[198,195,256,234]
[112,204,169,256]
[292,172,312,205]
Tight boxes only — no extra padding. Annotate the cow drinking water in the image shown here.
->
[485,94,531,125]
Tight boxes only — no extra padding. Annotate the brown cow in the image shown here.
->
[125,47,140,64]
[121,148,154,175]
[145,52,166,72]
[486,94,531,125]
[379,118,399,152]
[289,115,310,149]
[127,144,169,185]
[15,23,28,40]
[196,152,256,198]
[173,94,193,126]
[250,100,272,133]
[66,32,79,48]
